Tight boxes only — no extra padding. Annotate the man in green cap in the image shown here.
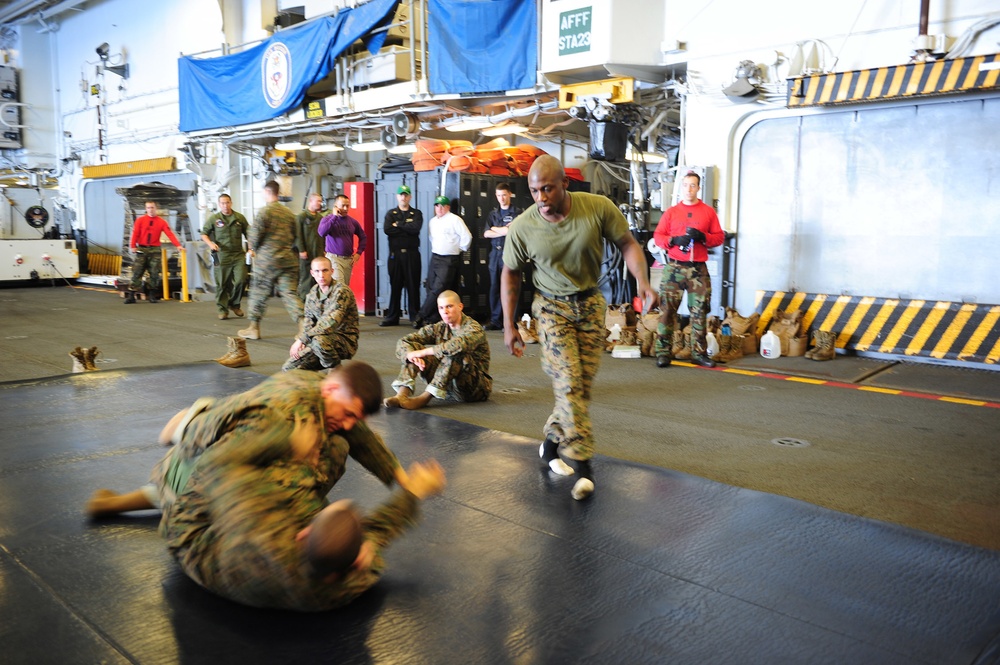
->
[412,196,471,328]
[380,185,424,327]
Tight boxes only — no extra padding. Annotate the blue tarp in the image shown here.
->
[178,0,398,133]
[428,0,537,94]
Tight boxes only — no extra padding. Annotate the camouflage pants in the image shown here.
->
[144,397,216,511]
[297,258,316,302]
[281,334,355,372]
[532,290,607,461]
[129,246,163,292]
[246,262,304,323]
[391,348,492,402]
[214,259,248,313]
[656,261,712,357]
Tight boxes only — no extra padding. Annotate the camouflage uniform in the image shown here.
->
[532,291,607,460]
[201,210,250,315]
[294,208,327,301]
[282,280,359,372]
[148,370,400,517]
[129,247,165,293]
[504,192,629,462]
[162,423,419,611]
[655,263,712,357]
[392,314,492,402]
[246,201,304,324]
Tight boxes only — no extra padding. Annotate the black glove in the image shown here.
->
[685,227,706,243]
[668,235,690,248]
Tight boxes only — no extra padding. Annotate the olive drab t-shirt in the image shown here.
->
[502,192,629,296]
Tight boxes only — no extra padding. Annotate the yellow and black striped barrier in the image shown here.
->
[787,52,1000,108]
[755,291,1000,365]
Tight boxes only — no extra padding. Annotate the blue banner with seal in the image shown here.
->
[178,0,398,133]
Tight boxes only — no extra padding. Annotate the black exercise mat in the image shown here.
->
[1,364,999,664]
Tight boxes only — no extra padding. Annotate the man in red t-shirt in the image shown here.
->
[652,172,725,368]
[126,201,184,303]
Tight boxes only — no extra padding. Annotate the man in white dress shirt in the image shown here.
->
[412,195,471,327]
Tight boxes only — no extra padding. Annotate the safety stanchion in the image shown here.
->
[158,246,189,302]
[161,247,170,301]
[180,246,190,302]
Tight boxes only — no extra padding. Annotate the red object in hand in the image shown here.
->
[633,295,644,314]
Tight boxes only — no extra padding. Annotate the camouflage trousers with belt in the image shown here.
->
[656,261,712,357]
[532,290,607,461]
[129,246,164,292]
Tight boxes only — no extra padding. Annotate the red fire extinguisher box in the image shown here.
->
[344,181,376,315]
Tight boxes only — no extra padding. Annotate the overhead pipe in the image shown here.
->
[0,0,43,25]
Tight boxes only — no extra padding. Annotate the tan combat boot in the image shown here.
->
[83,346,100,370]
[217,337,251,368]
[712,334,730,363]
[808,330,837,361]
[728,334,745,362]
[670,329,684,358]
[214,337,237,362]
[69,347,87,373]
[238,320,261,340]
[715,334,745,364]
[674,326,692,360]
[637,327,654,357]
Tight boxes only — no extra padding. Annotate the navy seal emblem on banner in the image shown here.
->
[262,42,292,109]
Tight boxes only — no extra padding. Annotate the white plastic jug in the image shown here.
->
[760,330,781,359]
[608,323,622,342]
[706,332,720,358]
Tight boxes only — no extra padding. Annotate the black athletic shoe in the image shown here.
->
[692,354,716,368]
[656,355,672,368]
[539,438,573,476]
[484,321,503,331]
[379,319,399,327]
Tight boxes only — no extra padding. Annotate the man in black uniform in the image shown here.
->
[380,185,424,327]
[482,182,523,330]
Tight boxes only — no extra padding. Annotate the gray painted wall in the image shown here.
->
[734,94,1000,314]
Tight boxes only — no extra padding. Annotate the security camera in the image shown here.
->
[96,43,110,60]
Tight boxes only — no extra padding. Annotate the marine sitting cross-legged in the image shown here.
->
[384,290,492,411]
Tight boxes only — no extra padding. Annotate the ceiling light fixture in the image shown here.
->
[625,147,667,164]
[446,118,495,132]
[351,140,386,152]
[309,143,344,153]
[274,140,308,151]
[481,123,530,136]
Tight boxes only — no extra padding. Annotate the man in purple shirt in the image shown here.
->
[318,194,367,286]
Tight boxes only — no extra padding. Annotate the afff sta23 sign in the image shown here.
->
[559,7,592,56]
